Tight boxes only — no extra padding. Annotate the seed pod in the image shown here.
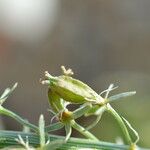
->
[46,73,104,104]
[48,89,65,113]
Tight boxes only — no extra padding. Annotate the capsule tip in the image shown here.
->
[44,71,53,78]
[40,80,50,85]
[61,66,74,76]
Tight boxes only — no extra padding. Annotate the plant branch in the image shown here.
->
[0,105,38,132]
[0,130,149,150]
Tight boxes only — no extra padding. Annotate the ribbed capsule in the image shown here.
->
[48,89,65,114]
[46,74,104,104]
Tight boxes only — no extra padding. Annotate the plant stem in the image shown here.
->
[0,105,38,132]
[0,130,149,150]
[70,120,99,141]
[106,103,132,144]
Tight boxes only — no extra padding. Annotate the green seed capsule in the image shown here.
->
[45,72,104,104]
[48,89,65,114]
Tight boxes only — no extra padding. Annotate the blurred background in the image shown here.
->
[0,0,150,147]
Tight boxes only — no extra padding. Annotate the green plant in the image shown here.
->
[0,66,149,150]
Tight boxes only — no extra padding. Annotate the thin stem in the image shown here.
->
[70,120,99,141]
[106,103,132,144]
[0,105,38,132]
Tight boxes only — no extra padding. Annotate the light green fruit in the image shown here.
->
[48,75,104,104]
[48,89,65,114]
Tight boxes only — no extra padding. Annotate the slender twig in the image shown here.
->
[0,105,38,132]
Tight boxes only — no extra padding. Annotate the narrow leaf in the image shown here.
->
[72,104,92,119]
[0,88,10,99]
[85,105,99,116]
[45,122,64,132]
[108,91,136,103]
[65,123,72,141]
[0,83,18,105]
[122,117,139,144]
[86,115,102,131]
[39,114,45,147]
[86,106,106,131]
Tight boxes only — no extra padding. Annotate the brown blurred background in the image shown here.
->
[0,0,150,147]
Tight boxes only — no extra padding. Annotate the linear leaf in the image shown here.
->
[65,123,72,141]
[39,114,45,147]
[45,122,64,132]
[0,83,18,105]
[122,117,139,144]
[108,91,136,103]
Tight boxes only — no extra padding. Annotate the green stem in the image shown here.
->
[0,105,38,132]
[106,104,132,144]
[70,120,99,141]
[0,130,149,150]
